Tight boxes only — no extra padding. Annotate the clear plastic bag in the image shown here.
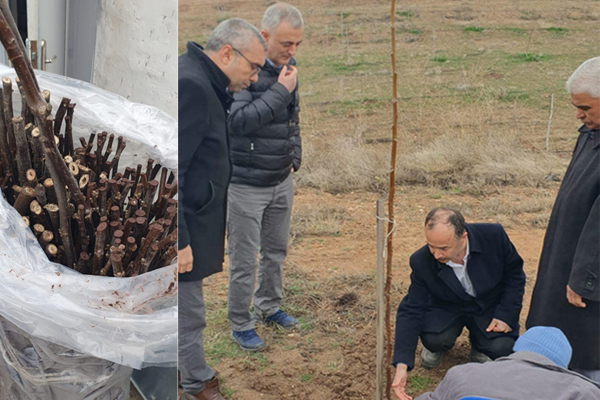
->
[0,66,177,399]
[0,316,132,400]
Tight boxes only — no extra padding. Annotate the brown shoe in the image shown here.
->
[193,376,226,400]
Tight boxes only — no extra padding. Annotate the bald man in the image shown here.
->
[392,208,525,400]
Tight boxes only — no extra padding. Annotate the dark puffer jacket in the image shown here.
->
[228,58,301,187]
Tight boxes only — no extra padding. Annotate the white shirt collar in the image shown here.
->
[447,239,469,268]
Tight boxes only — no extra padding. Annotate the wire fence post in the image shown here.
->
[376,199,386,400]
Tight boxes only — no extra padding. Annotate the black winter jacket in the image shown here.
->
[228,58,301,187]
[393,223,525,369]
[178,42,233,282]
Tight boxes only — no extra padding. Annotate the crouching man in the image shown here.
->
[392,207,525,400]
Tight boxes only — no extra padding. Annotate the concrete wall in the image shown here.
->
[92,0,177,118]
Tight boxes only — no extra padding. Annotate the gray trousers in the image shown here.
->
[178,280,215,394]
[227,172,294,332]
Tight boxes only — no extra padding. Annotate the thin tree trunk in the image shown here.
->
[386,0,400,398]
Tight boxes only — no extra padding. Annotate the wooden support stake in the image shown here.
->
[376,199,386,400]
[546,94,554,151]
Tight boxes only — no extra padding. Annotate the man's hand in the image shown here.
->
[178,245,193,274]
[567,285,586,308]
[486,318,512,333]
[392,364,413,400]
[278,65,298,93]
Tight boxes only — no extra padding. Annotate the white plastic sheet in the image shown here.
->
[0,65,177,372]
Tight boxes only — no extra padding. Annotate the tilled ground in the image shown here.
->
[202,186,551,399]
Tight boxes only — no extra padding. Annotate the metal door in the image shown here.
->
[34,0,66,74]
[21,0,98,81]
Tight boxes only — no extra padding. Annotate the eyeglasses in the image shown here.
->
[232,47,262,76]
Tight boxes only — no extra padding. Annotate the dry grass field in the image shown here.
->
[179,0,599,398]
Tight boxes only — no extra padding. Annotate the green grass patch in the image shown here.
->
[396,10,414,18]
[500,26,527,35]
[463,26,484,32]
[512,53,551,62]
[221,385,236,399]
[409,375,435,392]
[546,27,568,34]
[296,316,316,332]
[300,373,313,382]
[284,283,304,296]
[431,56,448,62]
[498,90,529,102]
[341,12,350,19]
[205,335,247,364]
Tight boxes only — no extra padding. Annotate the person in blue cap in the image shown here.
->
[408,326,600,400]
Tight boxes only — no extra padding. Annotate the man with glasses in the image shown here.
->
[178,18,266,400]
[227,3,304,351]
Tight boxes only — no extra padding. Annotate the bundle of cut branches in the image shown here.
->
[0,1,177,277]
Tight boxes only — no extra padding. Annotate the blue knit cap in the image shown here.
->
[513,326,572,368]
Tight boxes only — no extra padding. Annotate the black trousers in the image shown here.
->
[420,315,515,360]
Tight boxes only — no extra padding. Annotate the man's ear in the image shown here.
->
[261,29,270,43]
[219,45,235,66]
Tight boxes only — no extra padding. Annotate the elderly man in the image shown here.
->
[178,19,266,400]
[226,3,304,351]
[527,56,600,383]
[415,327,600,400]
[392,208,526,400]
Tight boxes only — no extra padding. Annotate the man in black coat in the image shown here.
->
[178,19,266,400]
[226,3,304,351]
[527,56,600,384]
[391,208,525,400]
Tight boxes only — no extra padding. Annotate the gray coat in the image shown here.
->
[416,352,600,400]
[527,126,599,370]
[228,58,301,187]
